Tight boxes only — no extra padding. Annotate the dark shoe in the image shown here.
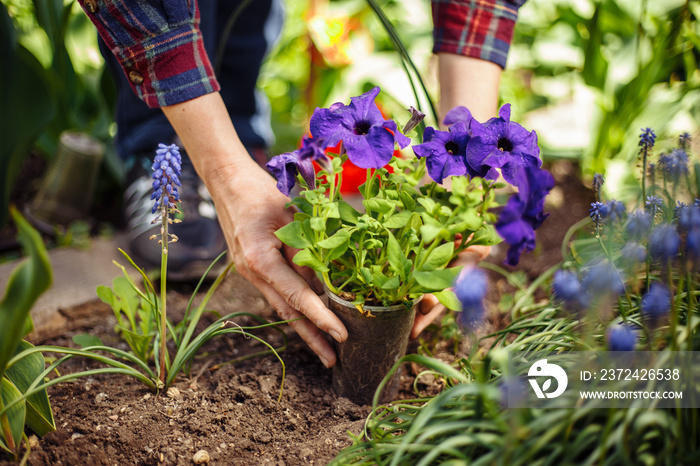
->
[123,157,227,281]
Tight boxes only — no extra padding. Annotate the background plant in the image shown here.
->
[0,208,54,460]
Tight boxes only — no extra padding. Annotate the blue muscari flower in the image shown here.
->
[151,143,182,214]
[645,196,663,217]
[454,267,488,330]
[626,210,652,240]
[466,104,542,186]
[495,166,555,266]
[658,149,689,180]
[621,242,647,266]
[686,229,700,260]
[589,201,609,224]
[499,376,527,408]
[582,260,625,297]
[639,127,656,150]
[552,270,590,312]
[592,173,605,191]
[605,200,626,223]
[694,199,700,209]
[648,223,680,261]
[641,282,670,321]
[309,87,410,169]
[606,324,636,351]
[679,132,691,151]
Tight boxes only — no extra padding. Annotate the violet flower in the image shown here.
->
[454,267,488,330]
[606,324,636,351]
[309,87,410,169]
[151,143,182,214]
[466,104,541,186]
[495,166,555,266]
[412,122,497,184]
[649,223,680,262]
[552,270,590,312]
[641,282,671,322]
[266,151,316,197]
[443,106,476,129]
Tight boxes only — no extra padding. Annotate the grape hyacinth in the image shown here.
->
[454,267,488,331]
[151,143,182,215]
[606,324,637,351]
[641,282,671,323]
[552,270,590,312]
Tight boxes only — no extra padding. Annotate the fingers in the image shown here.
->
[282,244,324,295]
[254,279,338,368]
[452,243,491,267]
[411,295,446,339]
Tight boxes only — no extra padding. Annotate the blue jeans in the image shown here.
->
[100,0,284,163]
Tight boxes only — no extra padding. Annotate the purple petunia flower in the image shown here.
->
[454,267,488,330]
[266,151,316,197]
[412,122,497,184]
[309,87,410,169]
[151,143,182,214]
[443,106,476,129]
[495,166,555,266]
[465,104,542,186]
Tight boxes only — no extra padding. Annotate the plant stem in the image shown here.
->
[159,205,169,385]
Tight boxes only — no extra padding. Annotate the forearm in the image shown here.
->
[437,53,501,124]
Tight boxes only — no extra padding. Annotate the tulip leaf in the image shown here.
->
[0,377,25,452]
[0,208,52,378]
[4,340,55,437]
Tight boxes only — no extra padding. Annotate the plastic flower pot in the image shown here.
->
[26,131,104,232]
[326,289,420,405]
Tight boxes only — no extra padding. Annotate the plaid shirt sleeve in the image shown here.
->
[432,0,526,69]
[77,0,220,108]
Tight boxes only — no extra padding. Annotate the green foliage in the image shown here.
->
[0,208,54,456]
[277,156,502,307]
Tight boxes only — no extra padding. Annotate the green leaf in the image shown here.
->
[467,224,502,246]
[399,190,416,210]
[119,327,153,363]
[363,198,394,215]
[0,208,52,378]
[317,230,350,249]
[338,201,361,224]
[387,230,411,280]
[432,290,461,311]
[292,249,329,273]
[0,377,25,452]
[420,224,446,244]
[274,221,313,249]
[383,210,413,229]
[420,242,454,271]
[359,267,373,284]
[310,217,326,232]
[413,267,462,293]
[72,334,104,348]
[380,275,401,290]
[4,341,55,437]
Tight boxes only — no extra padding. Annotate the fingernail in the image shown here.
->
[319,355,331,368]
[330,329,342,342]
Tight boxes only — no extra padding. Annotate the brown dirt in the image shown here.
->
[0,275,443,466]
[0,160,594,465]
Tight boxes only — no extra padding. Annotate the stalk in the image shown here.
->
[159,203,169,384]
[0,397,16,452]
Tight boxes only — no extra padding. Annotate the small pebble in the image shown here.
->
[167,387,181,399]
[71,433,83,440]
[109,415,118,421]
[28,435,39,449]
[193,449,210,464]
[95,393,108,403]
[143,393,151,401]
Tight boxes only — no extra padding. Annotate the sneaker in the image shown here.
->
[123,155,227,281]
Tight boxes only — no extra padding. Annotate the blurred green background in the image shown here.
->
[1,0,698,229]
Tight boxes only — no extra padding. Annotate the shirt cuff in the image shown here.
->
[113,23,221,108]
[432,0,522,69]
[78,0,220,108]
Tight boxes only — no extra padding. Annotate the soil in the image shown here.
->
[0,160,594,465]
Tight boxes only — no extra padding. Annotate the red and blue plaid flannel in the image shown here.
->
[79,0,524,109]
